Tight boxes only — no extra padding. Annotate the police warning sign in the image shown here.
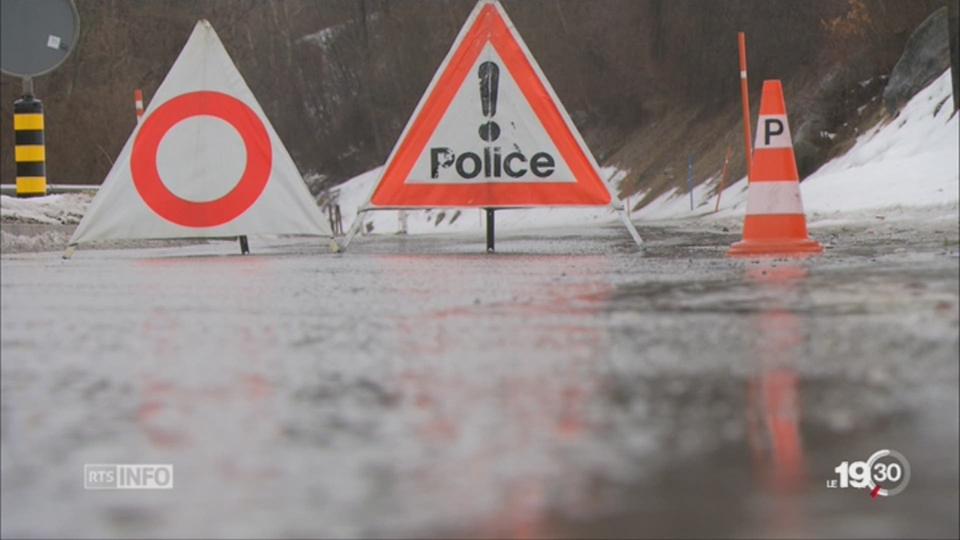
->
[368,0,612,208]
[414,51,572,185]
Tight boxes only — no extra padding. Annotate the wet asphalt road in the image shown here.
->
[1,215,958,538]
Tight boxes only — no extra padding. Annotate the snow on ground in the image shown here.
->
[0,192,92,225]
[0,193,93,253]
[632,175,748,221]
[634,69,959,224]
[0,228,72,253]
[801,70,958,215]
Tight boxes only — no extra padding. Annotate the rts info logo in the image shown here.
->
[84,464,173,490]
[827,449,910,498]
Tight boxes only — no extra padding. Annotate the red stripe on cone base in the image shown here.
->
[728,239,823,257]
[729,215,822,256]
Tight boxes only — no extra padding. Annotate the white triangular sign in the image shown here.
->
[69,20,330,247]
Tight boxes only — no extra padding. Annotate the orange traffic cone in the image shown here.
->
[729,80,822,257]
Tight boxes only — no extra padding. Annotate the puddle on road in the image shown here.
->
[1,224,957,538]
[541,262,959,539]
[612,266,957,316]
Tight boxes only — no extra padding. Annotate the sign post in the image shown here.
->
[485,209,495,252]
[1,0,80,198]
[714,146,733,213]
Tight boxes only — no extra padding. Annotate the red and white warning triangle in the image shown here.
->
[69,20,330,249]
[367,0,613,208]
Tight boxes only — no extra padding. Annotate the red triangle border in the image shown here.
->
[370,3,611,208]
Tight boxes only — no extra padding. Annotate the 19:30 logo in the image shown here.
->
[828,449,911,498]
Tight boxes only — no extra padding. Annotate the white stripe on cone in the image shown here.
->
[745,181,804,215]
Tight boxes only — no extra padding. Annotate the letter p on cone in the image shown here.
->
[729,80,822,257]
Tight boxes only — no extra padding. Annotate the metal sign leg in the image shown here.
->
[486,208,495,252]
[338,209,368,252]
[616,205,643,248]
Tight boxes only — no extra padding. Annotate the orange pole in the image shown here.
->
[738,32,752,182]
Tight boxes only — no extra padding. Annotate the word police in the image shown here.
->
[431,147,556,180]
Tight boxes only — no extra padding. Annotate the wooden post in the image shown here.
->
[715,146,733,213]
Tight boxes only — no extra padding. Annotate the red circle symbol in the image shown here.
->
[131,91,272,228]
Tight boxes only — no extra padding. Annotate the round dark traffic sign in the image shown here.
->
[1,0,80,78]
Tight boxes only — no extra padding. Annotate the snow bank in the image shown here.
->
[801,70,958,215]
[635,69,959,223]
[0,193,92,225]
[632,176,749,221]
[1,228,72,253]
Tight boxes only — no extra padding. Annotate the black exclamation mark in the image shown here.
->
[478,61,500,142]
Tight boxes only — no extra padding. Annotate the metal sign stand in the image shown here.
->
[339,199,643,253]
[339,161,644,253]
[2,0,80,198]
[485,209,495,252]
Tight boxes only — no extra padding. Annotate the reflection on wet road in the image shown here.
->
[1,221,958,538]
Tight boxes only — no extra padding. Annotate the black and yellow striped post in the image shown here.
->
[14,96,46,197]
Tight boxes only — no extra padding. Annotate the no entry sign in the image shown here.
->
[68,20,330,249]
[131,91,271,228]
